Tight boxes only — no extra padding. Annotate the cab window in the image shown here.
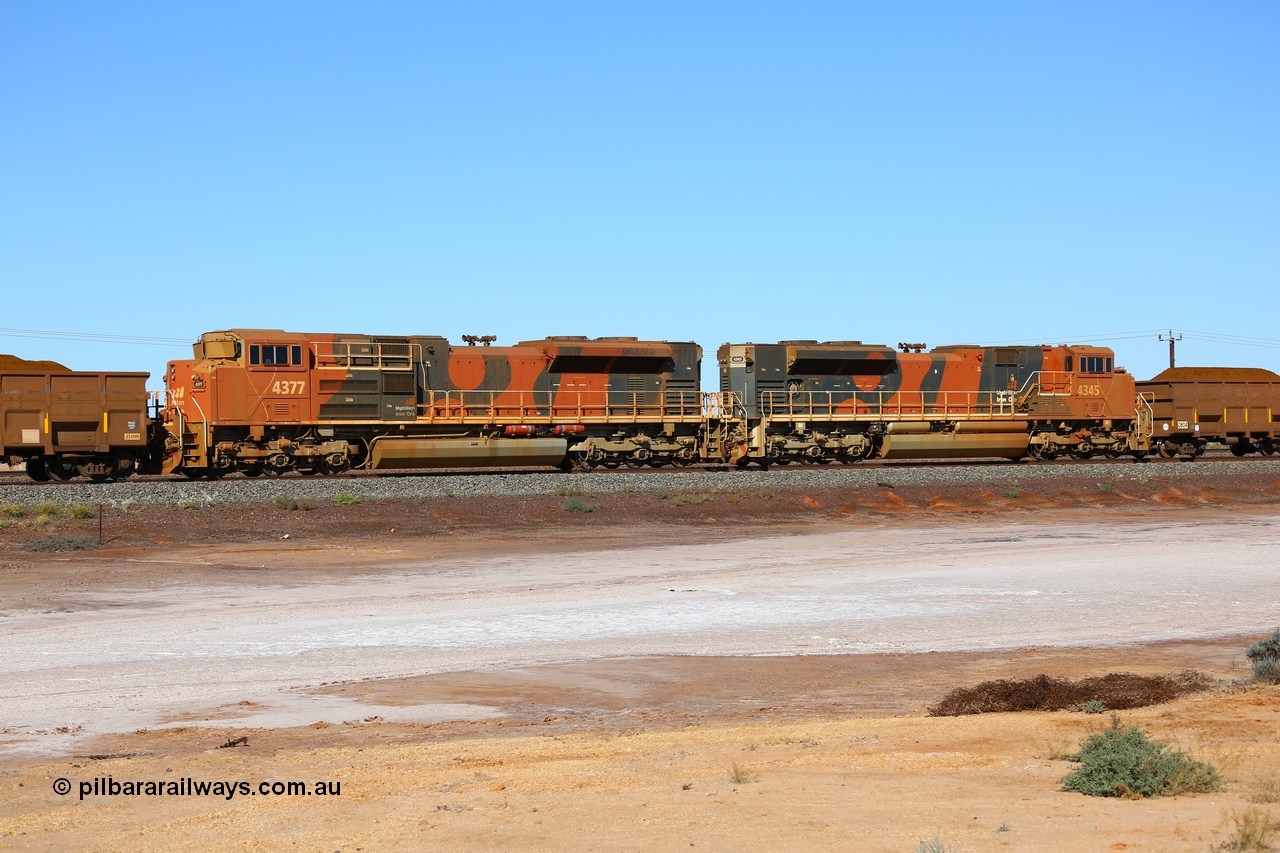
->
[249,344,302,367]
[1080,356,1112,374]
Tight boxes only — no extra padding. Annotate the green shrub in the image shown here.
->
[273,495,299,511]
[1098,481,1116,494]
[177,498,198,510]
[562,496,599,513]
[650,488,669,500]
[1060,716,1221,798]
[68,505,95,519]
[27,535,99,553]
[1072,698,1107,715]
[553,484,581,497]
[37,501,61,517]
[333,493,362,506]
[914,830,957,853]
[1,503,25,518]
[1247,627,1280,683]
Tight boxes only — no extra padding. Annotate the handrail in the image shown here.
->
[756,389,1023,421]
[1138,392,1155,436]
[312,341,421,370]
[413,389,704,423]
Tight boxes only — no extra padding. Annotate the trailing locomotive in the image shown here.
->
[714,340,1146,466]
[159,329,703,477]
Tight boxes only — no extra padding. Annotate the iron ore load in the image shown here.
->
[6,330,1280,481]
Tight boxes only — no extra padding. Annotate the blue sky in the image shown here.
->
[2,1,1277,382]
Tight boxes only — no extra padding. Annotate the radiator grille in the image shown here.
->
[382,373,416,395]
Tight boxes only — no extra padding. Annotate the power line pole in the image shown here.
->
[1158,329,1182,369]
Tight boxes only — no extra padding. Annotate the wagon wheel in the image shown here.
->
[26,458,51,482]
[46,460,75,481]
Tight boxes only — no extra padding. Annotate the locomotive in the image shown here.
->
[715,340,1145,466]
[159,330,703,477]
[5,328,1280,481]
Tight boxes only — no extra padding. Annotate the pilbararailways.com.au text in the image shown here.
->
[53,776,342,801]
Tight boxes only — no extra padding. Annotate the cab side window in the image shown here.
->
[1080,356,1113,374]
[249,344,302,367]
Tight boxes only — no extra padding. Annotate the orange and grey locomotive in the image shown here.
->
[159,330,703,477]
[714,341,1146,466]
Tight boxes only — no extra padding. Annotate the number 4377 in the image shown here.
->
[271,380,305,395]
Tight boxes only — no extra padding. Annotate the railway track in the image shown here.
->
[2,454,1277,507]
[0,448,1252,486]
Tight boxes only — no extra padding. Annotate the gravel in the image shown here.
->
[2,457,1278,507]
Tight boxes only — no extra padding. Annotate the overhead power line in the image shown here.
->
[991,329,1280,350]
[0,328,191,346]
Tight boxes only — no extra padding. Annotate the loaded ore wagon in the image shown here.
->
[714,341,1147,465]
[0,356,152,481]
[1138,367,1280,458]
[160,330,703,477]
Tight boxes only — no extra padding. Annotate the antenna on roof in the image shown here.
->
[462,335,497,347]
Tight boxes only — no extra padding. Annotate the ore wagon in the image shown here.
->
[0,360,152,481]
[1137,367,1280,458]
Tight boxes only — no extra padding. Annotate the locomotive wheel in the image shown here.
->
[242,466,263,477]
[319,455,350,476]
[26,458,51,482]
